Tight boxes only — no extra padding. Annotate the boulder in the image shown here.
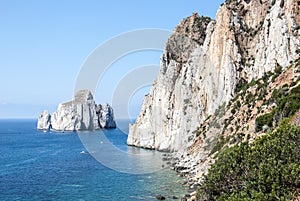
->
[155,195,166,200]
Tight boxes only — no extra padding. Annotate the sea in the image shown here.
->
[0,119,188,201]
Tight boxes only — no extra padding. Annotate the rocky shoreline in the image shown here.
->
[161,64,300,200]
[127,0,300,199]
[157,152,200,201]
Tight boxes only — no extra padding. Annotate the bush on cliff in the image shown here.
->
[197,121,300,201]
[255,84,300,132]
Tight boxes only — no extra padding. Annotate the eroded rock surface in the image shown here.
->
[37,110,51,130]
[37,90,116,131]
[127,0,299,152]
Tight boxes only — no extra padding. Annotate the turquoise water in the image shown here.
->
[0,119,187,201]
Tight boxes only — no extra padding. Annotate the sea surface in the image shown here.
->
[0,119,187,201]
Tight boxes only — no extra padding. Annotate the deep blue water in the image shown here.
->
[0,119,187,201]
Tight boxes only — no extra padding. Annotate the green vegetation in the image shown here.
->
[209,136,228,157]
[255,109,275,132]
[235,79,256,93]
[236,65,282,95]
[228,66,288,133]
[197,59,300,200]
[215,103,226,118]
[232,62,300,133]
[197,121,300,200]
[255,84,300,132]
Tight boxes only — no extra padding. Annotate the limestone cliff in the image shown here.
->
[37,110,51,130]
[173,58,300,185]
[127,0,299,151]
[37,90,116,131]
[96,103,116,128]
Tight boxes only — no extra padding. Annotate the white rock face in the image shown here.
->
[51,90,99,131]
[37,90,116,131]
[96,103,116,128]
[127,0,299,151]
[246,0,300,80]
[37,110,51,130]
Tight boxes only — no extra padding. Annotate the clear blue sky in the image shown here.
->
[0,0,224,118]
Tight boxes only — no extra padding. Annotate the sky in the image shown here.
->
[0,0,224,119]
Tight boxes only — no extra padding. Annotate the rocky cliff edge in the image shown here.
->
[127,0,299,152]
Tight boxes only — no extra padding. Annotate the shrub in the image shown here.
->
[235,78,257,93]
[231,108,236,115]
[209,136,227,156]
[255,110,275,132]
[215,103,226,118]
[198,122,300,201]
[273,85,300,125]
[278,94,300,118]
[257,84,300,130]
[290,81,297,87]
[236,100,241,108]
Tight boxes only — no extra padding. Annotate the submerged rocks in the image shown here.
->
[155,195,166,200]
[37,90,116,131]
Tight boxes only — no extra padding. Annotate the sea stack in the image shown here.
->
[37,90,116,131]
[37,110,51,130]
